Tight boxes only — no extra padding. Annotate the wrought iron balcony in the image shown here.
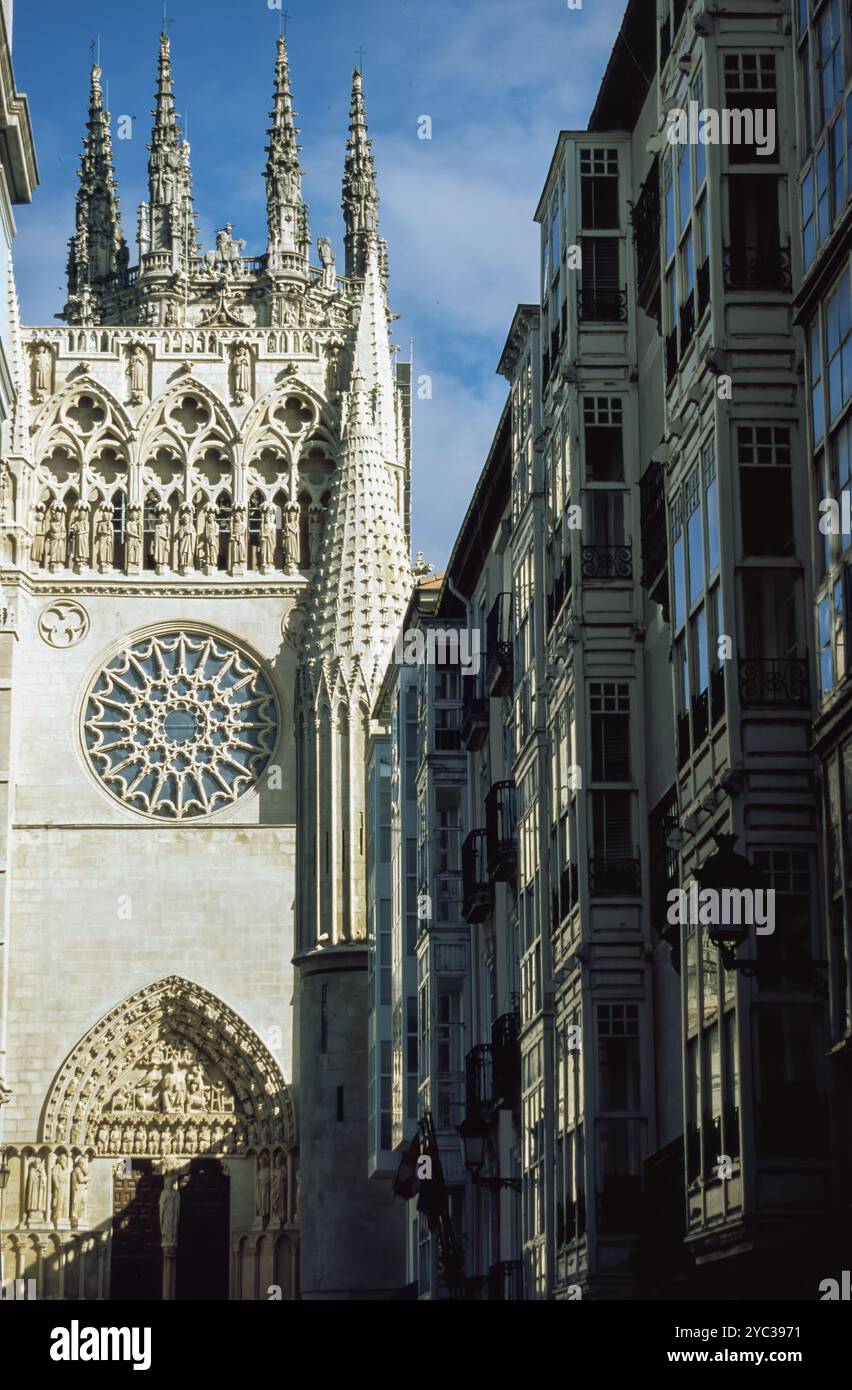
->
[461,675,489,751]
[581,544,632,581]
[738,656,809,708]
[485,592,513,697]
[723,245,792,292]
[578,286,628,323]
[492,1010,521,1111]
[488,1260,524,1301]
[630,158,661,310]
[485,780,517,883]
[462,829,493,924]
[465,1043,494,1120]
[588,854,641,897]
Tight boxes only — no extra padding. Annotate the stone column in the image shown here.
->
[162,1245,177,1300]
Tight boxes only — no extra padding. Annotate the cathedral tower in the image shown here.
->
[1,32,409,1300]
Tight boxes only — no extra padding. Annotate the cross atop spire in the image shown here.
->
[265,33,310,276]
[342,67,379,279]
[63,59,129,323]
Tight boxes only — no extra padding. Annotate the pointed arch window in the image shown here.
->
[216,491,232,570]
[143,491,160,571]
[112,489,128,569]
[248,489,265,569]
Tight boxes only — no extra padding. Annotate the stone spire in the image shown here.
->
[64,63,129,322]
[145,33,198,267]
[302,362,410,706]
[265,34,310,275]
[342,68,379,279]
[352,239,398,463]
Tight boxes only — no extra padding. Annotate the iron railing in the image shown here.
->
[485,780,517,883]
[578,286,628,323]
[581,544,632,580]
[588,854,641,897]
[462,829,493,924]
[738,656,809,708]
[723,245,792,292]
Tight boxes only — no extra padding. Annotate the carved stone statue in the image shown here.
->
[162,1058,187,1112]
[25,1155,48,1222]
[70,1154,89,1226]
[45,505,67,569]
[186,1063,206,1110]
[203,505,219,569]
[256,1152,271,1224]
[32,343,51,399]
[94,504,114,568]
[126,506,143,567]
[50,1152,71,1223]
[152,509,169,569]
[317,236,336,290]
[176,508,194,571]
[70,503,90,567]
[260,504,276,571]
[31,503,46,566]
[128,345,147,402]
[232,344,251,402]
[308,503,324,566]
[159,1174,180,1247]
[271,1151,287,1223]
[229,506,246,568]
[284,501,300,573]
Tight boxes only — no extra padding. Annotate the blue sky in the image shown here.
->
[12,0,627,568]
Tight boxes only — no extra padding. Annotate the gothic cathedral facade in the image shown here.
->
[0,34,409,1299]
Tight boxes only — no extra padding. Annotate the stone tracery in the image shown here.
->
[82,628,278,819]
[42,976,296,1154]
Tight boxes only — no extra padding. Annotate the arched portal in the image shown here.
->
[37,977,297,1300]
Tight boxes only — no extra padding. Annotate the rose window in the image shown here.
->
[82,630,278,819]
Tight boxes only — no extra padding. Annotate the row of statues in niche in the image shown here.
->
[255,1150,298,1228]
[30,497,326,574]
[23,1152,89,1228]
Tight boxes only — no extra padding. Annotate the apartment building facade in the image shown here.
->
[368,0,848,1299]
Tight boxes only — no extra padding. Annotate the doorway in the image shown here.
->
[175,1158,230,1300]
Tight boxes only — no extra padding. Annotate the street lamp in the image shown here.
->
[458,1117,521,1193]
[695,832,765,971]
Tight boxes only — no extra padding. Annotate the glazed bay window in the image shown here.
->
[738,424,794,557]
[522,1041,547,1296]
[518,764,541,1024]
[811,272,852,701]
[584,395,624,481]
[663,84,709,372]
[723,53,778,165]
[582,489,630,580]
[741,570,808,708]
[555,1012,586,1245]
[589,790,639,896]
[590,682,630,782]
[685,917,738,1188]
[672,447,723,763]
[725,175,790,290]
[578,147,625,322]
[514,546,536,750]
[798,0,851,270]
